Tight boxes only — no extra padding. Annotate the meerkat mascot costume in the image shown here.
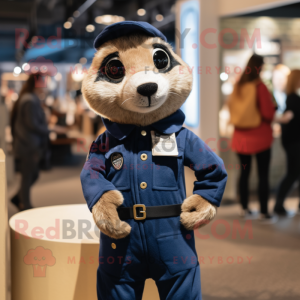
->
[81,21,227,300]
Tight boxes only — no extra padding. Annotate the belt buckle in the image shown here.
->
[133,204,146,220]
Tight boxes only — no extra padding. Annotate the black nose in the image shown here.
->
[137,83,158,97]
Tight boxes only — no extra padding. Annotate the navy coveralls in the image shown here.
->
[81,110,227,300]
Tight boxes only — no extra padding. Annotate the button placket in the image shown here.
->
[138,129,149,192]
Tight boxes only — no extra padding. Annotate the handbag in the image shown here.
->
[228,81,261,128]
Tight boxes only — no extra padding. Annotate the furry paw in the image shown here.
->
[92,190,131,239]
[180,195,217,230]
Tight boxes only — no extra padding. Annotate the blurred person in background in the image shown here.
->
[229,54,276,222]
[10,74,50,210]
[272,64,291,114]
[274,70,300,216]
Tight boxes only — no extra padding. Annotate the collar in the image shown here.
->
[102,110,186,140]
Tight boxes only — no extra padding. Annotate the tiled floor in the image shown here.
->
[7,159,300,300]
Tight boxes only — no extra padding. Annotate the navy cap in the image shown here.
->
[94,21,167,49]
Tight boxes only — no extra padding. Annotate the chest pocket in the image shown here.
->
[152,149,183,191]
[105,146,130,191]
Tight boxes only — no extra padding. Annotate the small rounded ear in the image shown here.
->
[92,190,131,239]
[181,195,217,230]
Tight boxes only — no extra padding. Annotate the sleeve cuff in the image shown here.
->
[88,188,116,212]
[193,191,221,207]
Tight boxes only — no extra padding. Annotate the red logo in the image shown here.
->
[24,246,56,277]
[24,56,57,88]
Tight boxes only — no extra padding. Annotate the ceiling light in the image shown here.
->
[64,21,72,29]
[72,64,85,82]
[86,24,95,32]
[54,73,62,81]
[22,63,30,71]
[14,66,21,74]
[73,10,80,18]
[156,14,164,22]
[72,74,84,82]
[95,15,125,25]
[220,72,229,81]
[137,9,146,16]
[79,57,87,64]
[68,17,74,23]
[221,82,233,95]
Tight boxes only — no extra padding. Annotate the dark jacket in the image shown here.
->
[81,109,228,212]
[13,93,49,158]
[282,93,300,145]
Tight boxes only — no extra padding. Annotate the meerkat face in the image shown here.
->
[82,35,193,126]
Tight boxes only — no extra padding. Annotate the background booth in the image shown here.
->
[9,204,159,300]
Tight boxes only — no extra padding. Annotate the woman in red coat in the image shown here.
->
[231,54,276,221]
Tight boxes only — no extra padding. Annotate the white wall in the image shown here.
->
[218,0,300,17]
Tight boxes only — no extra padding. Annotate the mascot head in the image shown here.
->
[82,21,193,126]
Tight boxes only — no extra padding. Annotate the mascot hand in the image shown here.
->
[92,190,131,239]
[180,195,217,230]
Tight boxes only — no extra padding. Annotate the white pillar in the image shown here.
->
[199,0,220,147]
[0,149,9,300]
[176,0,220,153]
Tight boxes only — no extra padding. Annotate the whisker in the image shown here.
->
[168,92,180,97]
[121,98,131,105]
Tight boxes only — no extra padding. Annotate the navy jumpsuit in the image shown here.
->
[81,109,227,300]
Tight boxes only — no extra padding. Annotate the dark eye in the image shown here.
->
[153,49,170,70]
[105,58,125,81]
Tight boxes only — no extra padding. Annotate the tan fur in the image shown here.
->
[92,190,131,239]
[180,195,217,230]
[82,35,193,126]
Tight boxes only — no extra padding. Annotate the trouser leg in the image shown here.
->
[256,148,271,215]
[237,153,252,210]
[156,265,201,300]
[298,179,300,209]
[276,143,300,210]
[97,269,145,300]
[17,151,41,209]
